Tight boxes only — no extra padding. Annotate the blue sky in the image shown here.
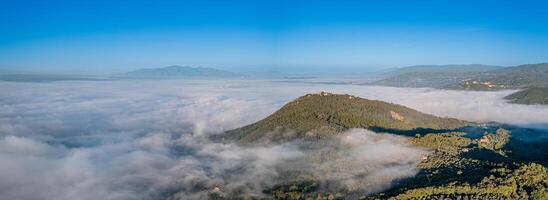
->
[1,0,548,74]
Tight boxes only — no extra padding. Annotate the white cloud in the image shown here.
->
[0,78,546,199]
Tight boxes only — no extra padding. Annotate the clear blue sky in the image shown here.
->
[1,0,548,74]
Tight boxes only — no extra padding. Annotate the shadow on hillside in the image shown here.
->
[383,132,548,197]
[383,148,511,197]
[368,125,477,137]
[504,138,548,167]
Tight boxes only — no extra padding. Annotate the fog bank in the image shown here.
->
[0,79,547,199]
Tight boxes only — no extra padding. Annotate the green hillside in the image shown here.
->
[504,87,548,105]
[456,63,548,90]
[373,63,548,90]
[221,92,467,143]
[213,93,548,199]
[390,163,548,200]
[265,128,548,200]
[268,129,548,200]
[373,65,502,88]
[379,129,548,200]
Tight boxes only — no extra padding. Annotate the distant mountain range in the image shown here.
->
[125,65,238,78]
[455,63,548,90]
[373,64,503,88]
[373,63,548,90]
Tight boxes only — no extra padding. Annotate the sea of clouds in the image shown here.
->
[1,78,547,200]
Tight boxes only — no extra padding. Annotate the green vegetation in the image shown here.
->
[374,65,502,88]
[410,133,477,172]
[369,129,547,200]
[478,128,511,153]
[261,130,547,200]
[412,133,472,156]
[504,87,548,105]
[220,92,467,143]
[456,63,548,90]
[215,93,547,199]
[391,163,548,200]
[373,63,548,91]
[269,181,343,200]
[401,132,497,187]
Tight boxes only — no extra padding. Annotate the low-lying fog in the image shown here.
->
[1,78,547,200]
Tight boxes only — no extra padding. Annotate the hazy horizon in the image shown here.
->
[2,0,548,74]
[0,63,521,76]
[1,1,548,199]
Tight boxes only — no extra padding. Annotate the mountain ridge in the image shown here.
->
[383,64,503,75]
[455,63,548,90]
[125,65,238,78]
[373,64,503,88]
[504,87,548,105]
[373,63,548,90]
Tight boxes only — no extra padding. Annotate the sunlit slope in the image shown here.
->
[222,92,468,142]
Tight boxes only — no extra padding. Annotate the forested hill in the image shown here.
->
[373,64,502,88]
[504,87,548,105]
[456,63,548,90]
[372,63,548,90]
[221,92,468,143]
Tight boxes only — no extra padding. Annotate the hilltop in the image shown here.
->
[125,65,237,78]
[220,92,467,143]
